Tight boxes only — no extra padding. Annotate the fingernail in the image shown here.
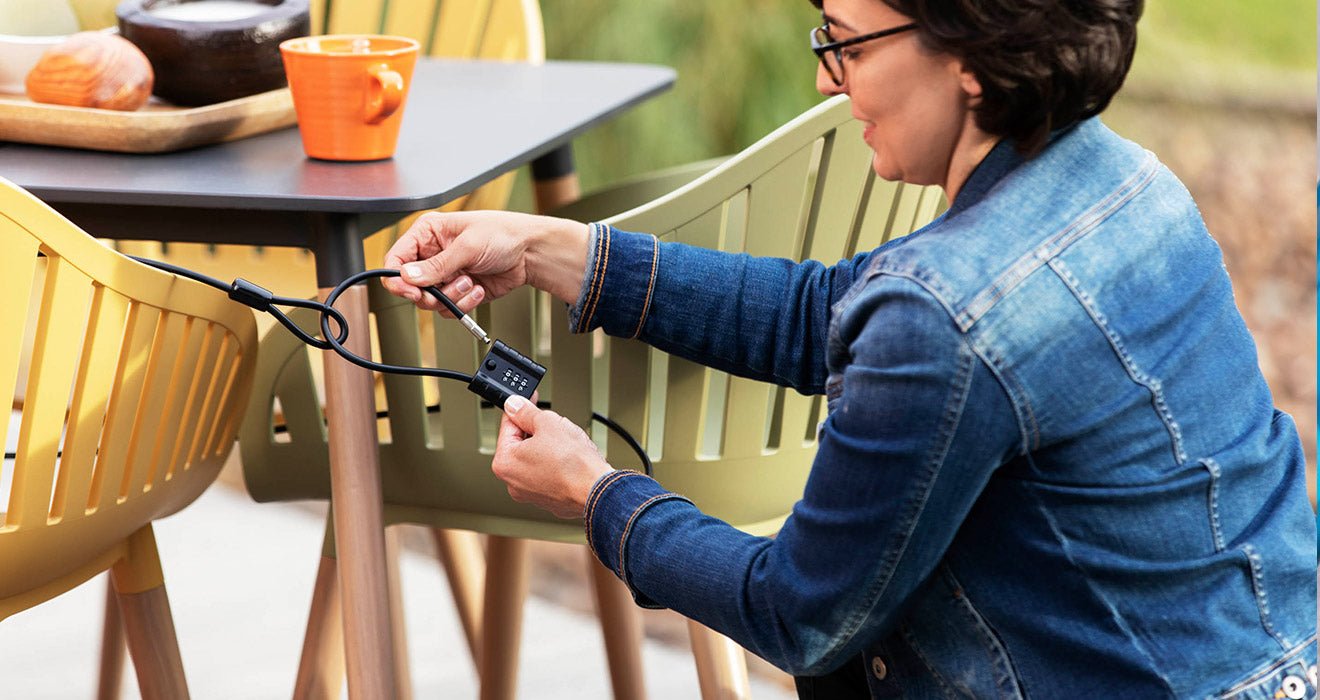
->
[504,395,527,415]
[455,276,472,293]
[403,263,423,281]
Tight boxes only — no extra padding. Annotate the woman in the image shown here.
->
[383,0,1316,696]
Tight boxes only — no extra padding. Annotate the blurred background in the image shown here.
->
[506,1,1319,687]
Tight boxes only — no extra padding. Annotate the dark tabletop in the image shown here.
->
[0,59,675,214]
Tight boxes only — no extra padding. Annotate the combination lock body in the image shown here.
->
[467,339,546,408]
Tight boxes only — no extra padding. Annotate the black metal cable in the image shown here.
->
[318,269,471,383]
[129,256,349,351]
[268,400,653,476]
[90,256,655,475]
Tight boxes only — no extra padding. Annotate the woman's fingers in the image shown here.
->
[424,283,485,318]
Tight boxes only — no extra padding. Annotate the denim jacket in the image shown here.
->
[571,118,1317,698]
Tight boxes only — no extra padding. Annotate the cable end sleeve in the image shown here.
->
[229,278,274,312]
[461,315,492,344]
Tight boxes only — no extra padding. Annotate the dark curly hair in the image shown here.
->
[809,0,1143,155]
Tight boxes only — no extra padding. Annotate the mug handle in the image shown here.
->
[364,64,404,125]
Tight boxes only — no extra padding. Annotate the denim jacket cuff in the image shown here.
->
[568,223,660,339]
[584,469,691,609]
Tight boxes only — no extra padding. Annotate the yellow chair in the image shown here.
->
[0,178,257,699]
[241,95,945,699]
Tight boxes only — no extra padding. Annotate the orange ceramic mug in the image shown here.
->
[279,35,419,161]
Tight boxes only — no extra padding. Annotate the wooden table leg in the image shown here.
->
[320,282,396,699]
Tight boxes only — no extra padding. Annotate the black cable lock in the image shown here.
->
[115,257,650,475]
[318,269,546,408]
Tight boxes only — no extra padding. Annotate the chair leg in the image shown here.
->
[478,536,529,700]
[687,619,751,700]
[97,574,126,700]
[432,527,486,669]
[292,554,346,700]
[110,526,189,700]
[531,144,582,213]
[587,553,647,700]
[384,527,414,700]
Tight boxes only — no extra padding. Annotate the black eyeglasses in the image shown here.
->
[810,21,918,85]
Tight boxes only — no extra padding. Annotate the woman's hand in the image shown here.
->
[493,395,614,519]
[382,210,591,314]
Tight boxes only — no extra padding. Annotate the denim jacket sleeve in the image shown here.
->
[580,257,1022,675]
[568,223,871,393]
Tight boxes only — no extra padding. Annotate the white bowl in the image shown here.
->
[0,34,64,95]
[0,27,121,96]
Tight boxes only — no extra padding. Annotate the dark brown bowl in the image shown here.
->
[117,0,310,106]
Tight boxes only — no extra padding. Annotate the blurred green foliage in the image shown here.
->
[538,1,1316,193]
[1141,0,1315,72]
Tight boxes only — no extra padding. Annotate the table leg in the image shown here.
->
[314,211,397,699]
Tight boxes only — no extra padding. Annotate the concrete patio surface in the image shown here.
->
[0,437,794,699]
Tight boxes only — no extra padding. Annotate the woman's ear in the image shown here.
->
[958,64,983,104]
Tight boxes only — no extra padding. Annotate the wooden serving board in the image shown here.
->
[0,87,296,153]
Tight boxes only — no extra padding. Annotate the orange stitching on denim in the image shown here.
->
[585,225,611,332]
[572,223,604,332]
[630,235,659,339]
[618,493,673,581]
[584,470,634,547]
[581,224,610,334]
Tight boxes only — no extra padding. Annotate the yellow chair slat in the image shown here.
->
[9,254,91,529]
[164,322,218,478]
[479,0,544,62]
[97,303,160,506]
[325,0,386,35]
[307,0,327,34]
[148,316,207,482]
[54,287,130,520]
[381,0,438,44]
[0,231,40,479]
[197,338,245,464]
[432,0,491,58]
[124,311,190,494]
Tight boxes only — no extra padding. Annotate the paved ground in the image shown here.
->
[0,425,794,699]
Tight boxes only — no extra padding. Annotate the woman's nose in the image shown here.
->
[816,62,844,96]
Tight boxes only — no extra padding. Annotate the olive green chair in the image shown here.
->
[240,94,944,699]
[547,93,946,696]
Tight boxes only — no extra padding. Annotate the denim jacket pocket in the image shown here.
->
[1212,637,1317,700]
[863,565,1026,699]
